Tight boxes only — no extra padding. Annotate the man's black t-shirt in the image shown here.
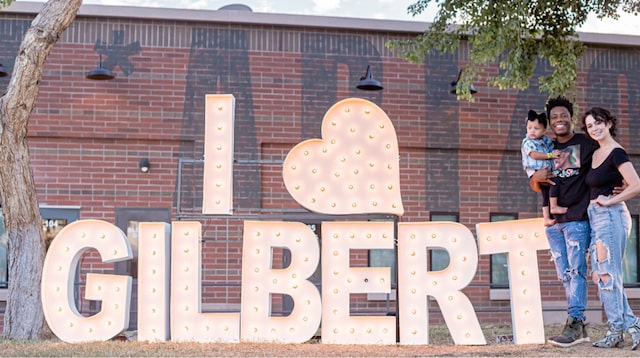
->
[551,133,597,223]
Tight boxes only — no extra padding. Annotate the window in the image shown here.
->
[43,218,67,250]
[490,213,517,288]
[369,217,399,287]
[0,210,6,288]
[1,207,80,290]
[429,213,459,271]
[369,248,396,287]
[624,215,639,286]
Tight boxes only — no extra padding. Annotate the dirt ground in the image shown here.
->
[1,323,639,357]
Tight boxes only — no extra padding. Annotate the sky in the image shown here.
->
[18,0,640,36]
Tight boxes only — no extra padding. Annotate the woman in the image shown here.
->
[581,107,640,350]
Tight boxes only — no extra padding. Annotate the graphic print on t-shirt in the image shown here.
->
[552,144,581,179]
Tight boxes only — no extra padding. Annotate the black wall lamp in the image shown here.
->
[139,158,150,173]
[356,65,383,91]
[450,69,477,95]
[87,53,114,80]
[0,63,8,77]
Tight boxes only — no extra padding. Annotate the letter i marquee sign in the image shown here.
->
[41,95,550,345]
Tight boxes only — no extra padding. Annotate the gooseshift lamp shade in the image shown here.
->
[139,158,150,173]
[356,65,383,91]
[87,54,114,80]
[450,69,477,95]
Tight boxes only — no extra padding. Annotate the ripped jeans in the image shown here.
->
[588,201,639,331]
[546,220,590,321]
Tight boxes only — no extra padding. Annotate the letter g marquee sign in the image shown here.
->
[41,96,550,345]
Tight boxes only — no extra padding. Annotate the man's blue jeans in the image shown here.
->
[588,201,639,331]
[546,220,590,321]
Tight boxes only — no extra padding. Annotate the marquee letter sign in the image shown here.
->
[42,220,132,342]
[321,221,395,344]
[282,99,404,215]
[170,221,240,342]
[398,222,485,345]
[477,218,549,344]
[202,94,235,215]
[42,96,552,345]
[240,221,321,343]
[137,222,171,342]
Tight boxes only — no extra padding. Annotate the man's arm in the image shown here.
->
[529,168,554,192]
[613,179,628,195]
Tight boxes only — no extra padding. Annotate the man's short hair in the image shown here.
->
[545,96,573,119]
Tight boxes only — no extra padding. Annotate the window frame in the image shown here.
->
[489,212,518,289]
[0,209,6,289]
[623,214,639,287]
[428,212,459,271]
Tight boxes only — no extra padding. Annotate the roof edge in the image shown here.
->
[4,1,429,33]
[4,1,640,46]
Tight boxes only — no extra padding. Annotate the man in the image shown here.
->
[529,96,596,347]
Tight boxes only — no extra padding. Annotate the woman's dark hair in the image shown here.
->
[526,110,547,128]
[545,96,573,119]
[580,107,617,138]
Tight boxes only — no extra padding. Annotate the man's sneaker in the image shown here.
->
[628,322,640,350]
[547,316,590,348]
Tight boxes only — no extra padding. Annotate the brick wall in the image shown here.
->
[1,4,639,333]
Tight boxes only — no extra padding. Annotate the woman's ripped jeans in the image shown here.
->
[588,201,638,331]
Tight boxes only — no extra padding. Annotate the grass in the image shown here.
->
[0,323,637,357]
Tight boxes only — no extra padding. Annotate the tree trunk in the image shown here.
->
[0,0,81,339]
